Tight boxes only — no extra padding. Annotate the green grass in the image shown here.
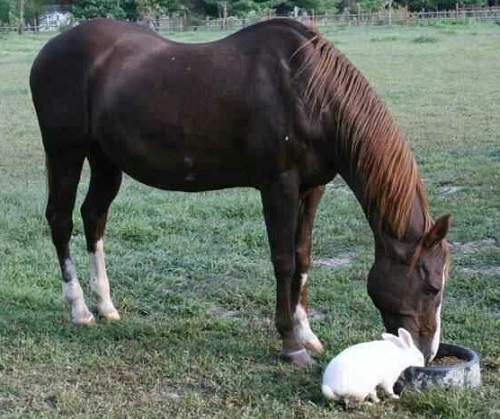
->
[1,23,499,418]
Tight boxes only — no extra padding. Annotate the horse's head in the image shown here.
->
[367,215,451,364]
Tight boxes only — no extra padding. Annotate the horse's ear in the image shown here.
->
[423,214,451,249]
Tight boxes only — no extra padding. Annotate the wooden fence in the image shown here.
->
[154,7,500,32]
[1,7,500,34]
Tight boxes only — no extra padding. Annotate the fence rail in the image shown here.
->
[154,7,500,32]
[1,7,500,34]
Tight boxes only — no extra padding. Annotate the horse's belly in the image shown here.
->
[122,165,253,192]
[98,130,254,191]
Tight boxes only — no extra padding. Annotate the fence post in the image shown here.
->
[18,0,24,34]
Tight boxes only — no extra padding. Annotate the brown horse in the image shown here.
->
[30,18,450,366]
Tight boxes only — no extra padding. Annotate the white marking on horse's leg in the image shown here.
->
[61,258,95,325]
[293,304,323,353]
[300,273,308,290]
[89,239,120,321]
[293,273,323,354]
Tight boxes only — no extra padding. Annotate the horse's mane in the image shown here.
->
[293,29,432,238]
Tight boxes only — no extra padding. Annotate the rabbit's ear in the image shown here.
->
[382,333,402,347]
[398,328,415,349]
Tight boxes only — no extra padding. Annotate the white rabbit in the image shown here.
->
[321,328,424,404]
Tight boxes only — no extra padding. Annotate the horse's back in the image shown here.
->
[30,18,311,137]
[30,19,327,189]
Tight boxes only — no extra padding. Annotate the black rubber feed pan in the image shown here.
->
[399,343,481,391]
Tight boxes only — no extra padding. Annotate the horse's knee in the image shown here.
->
[272,255,295,279]
[295,247,311,273]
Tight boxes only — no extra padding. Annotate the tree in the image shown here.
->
[271,0,336,13]
[72,0,127,19]
[23,0,44,24]
[122,0,139,19]
[71,0,182,21]
[0,0,44,29]
[0,0,10,24]
[136,0,182,18]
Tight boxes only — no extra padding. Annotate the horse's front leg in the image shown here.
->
[292,185,326,355]
[261,171,313,367]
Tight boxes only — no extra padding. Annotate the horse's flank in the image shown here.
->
[294,31,432,238]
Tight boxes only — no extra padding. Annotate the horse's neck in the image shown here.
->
[340,169,426,252]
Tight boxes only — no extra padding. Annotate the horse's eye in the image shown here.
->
[417,264,428,278]
[423,283,441,296]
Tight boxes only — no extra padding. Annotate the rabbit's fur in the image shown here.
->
[321,328,424,403]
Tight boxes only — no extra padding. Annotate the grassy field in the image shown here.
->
[0,21,499,418]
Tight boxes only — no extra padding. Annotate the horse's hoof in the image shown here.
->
[304,337,324,356]
[97,302,121,322]
[73,312,96,326]
[101,310,120,322]
[281,349,315,367]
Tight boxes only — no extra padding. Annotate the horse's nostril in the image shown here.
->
[417,343,433,365]
[424,350,436,365]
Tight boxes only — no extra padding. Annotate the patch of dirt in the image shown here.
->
[450,238,499,254]
[314,255,354,269]
[461,266,500,276]
[451,239,499,277]
[208,306,241,320]
[308,308,326,321]
[439,185,463,195]
[247,309,325,328]
[149,384,186,402]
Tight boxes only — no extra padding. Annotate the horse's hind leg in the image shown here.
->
[291,185,325,355]
[46,149,95,325]
[81,144,122,321]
